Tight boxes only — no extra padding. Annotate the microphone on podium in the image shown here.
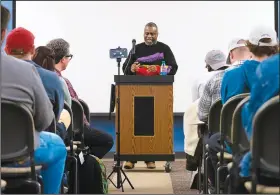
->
[132,39,136,54]
[123,39,136,75]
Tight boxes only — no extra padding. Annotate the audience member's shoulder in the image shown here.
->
[241,59,260,69]
[40,67,61,83]
[2,54,36,74]
[258,54,279,75]
[226,65,241,73]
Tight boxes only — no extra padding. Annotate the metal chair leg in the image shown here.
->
[216,164,227,194]
[69,156,78,194]
[205,155,210,193]
[36,175,44,193]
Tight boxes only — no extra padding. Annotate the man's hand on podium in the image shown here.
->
[147,65,157,72]
[131,62,140,72]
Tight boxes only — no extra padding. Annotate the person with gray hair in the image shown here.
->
[46,38,114,159]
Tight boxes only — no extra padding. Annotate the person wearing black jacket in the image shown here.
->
[122,22,178,76]
[122,22,178,170]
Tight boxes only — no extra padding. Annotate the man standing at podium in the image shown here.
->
[122,22,178,76]
[122,22,178,169]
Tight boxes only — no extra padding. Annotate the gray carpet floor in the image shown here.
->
[103,160,198,194]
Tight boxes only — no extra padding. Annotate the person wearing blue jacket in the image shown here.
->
[221,25,279,104]
[240,53,279,176]
[227,26,279,193]
[231,53,279,194]
[206,25,279,193]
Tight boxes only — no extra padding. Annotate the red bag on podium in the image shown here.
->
[136,65,161,76]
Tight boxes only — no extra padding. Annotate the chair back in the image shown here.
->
[71,99,85,137]
[63,102,74,149]
[220,93,249,140]
[1,100,35,163]
[208,98,223,134]
[47,116,57,133]
[252,95,279,178]
[78,99,90,122]
[231,96,250,155]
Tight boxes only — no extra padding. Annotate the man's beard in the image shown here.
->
[145,39,157,45]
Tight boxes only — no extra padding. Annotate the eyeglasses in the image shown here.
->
[65,54,73,60]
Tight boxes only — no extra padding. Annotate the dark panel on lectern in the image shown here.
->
[134,97,154,136]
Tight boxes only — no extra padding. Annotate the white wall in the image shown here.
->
[16,1,275,113]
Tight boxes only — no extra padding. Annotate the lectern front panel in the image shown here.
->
[115,84,173,155]
[134,96,154,136]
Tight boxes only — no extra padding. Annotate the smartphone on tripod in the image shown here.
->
[109,47,128,59]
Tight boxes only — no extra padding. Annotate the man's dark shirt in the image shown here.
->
[122,41,178,75]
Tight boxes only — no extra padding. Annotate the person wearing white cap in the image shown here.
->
[226,38,252,66]
[197,49,229,122]
[221,25,279,104]
[196,50,229,192]
[184,50,227,172]
[204,25,279,193]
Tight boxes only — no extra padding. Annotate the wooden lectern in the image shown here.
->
[114,75,175,164]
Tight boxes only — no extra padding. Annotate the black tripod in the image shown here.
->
[107,57,134,192]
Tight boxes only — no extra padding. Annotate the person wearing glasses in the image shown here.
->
[47,38,114,160]
[122,22,178,169]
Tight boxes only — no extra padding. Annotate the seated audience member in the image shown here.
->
[32,46,72,107]
[221,26,278,104]
[233,53,280,193]
[197,49,229,122]
[1,5,66,194]
[191,64,217,102]
[225,38,252,67]
[184,50,221,171]
[197,50,229,192]
[4,27,69,139]
[206,26,279,192]
[46,38,114,159]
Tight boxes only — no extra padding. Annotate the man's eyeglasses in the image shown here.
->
[65,54,73,60]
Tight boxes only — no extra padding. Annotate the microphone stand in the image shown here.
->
[107,57,134,192]
[123,51,133,75]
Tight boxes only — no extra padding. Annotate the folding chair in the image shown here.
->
[191,99,222,194]
[201,98,223,193]
[62,102,78,194]
[71,98,89,152]
[246,95,280,194]
[78,98,90,122]
[225,96,250,193]
[1,100,42,194]
[216,93,249,193]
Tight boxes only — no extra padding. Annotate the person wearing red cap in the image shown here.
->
[2,21,67,194]
[5,27,66,132]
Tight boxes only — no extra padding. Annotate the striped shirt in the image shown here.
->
[55,70,90,127]
[197,70,226,122]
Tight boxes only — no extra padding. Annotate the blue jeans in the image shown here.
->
[35,131,67,194]
[5,131,67,194]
